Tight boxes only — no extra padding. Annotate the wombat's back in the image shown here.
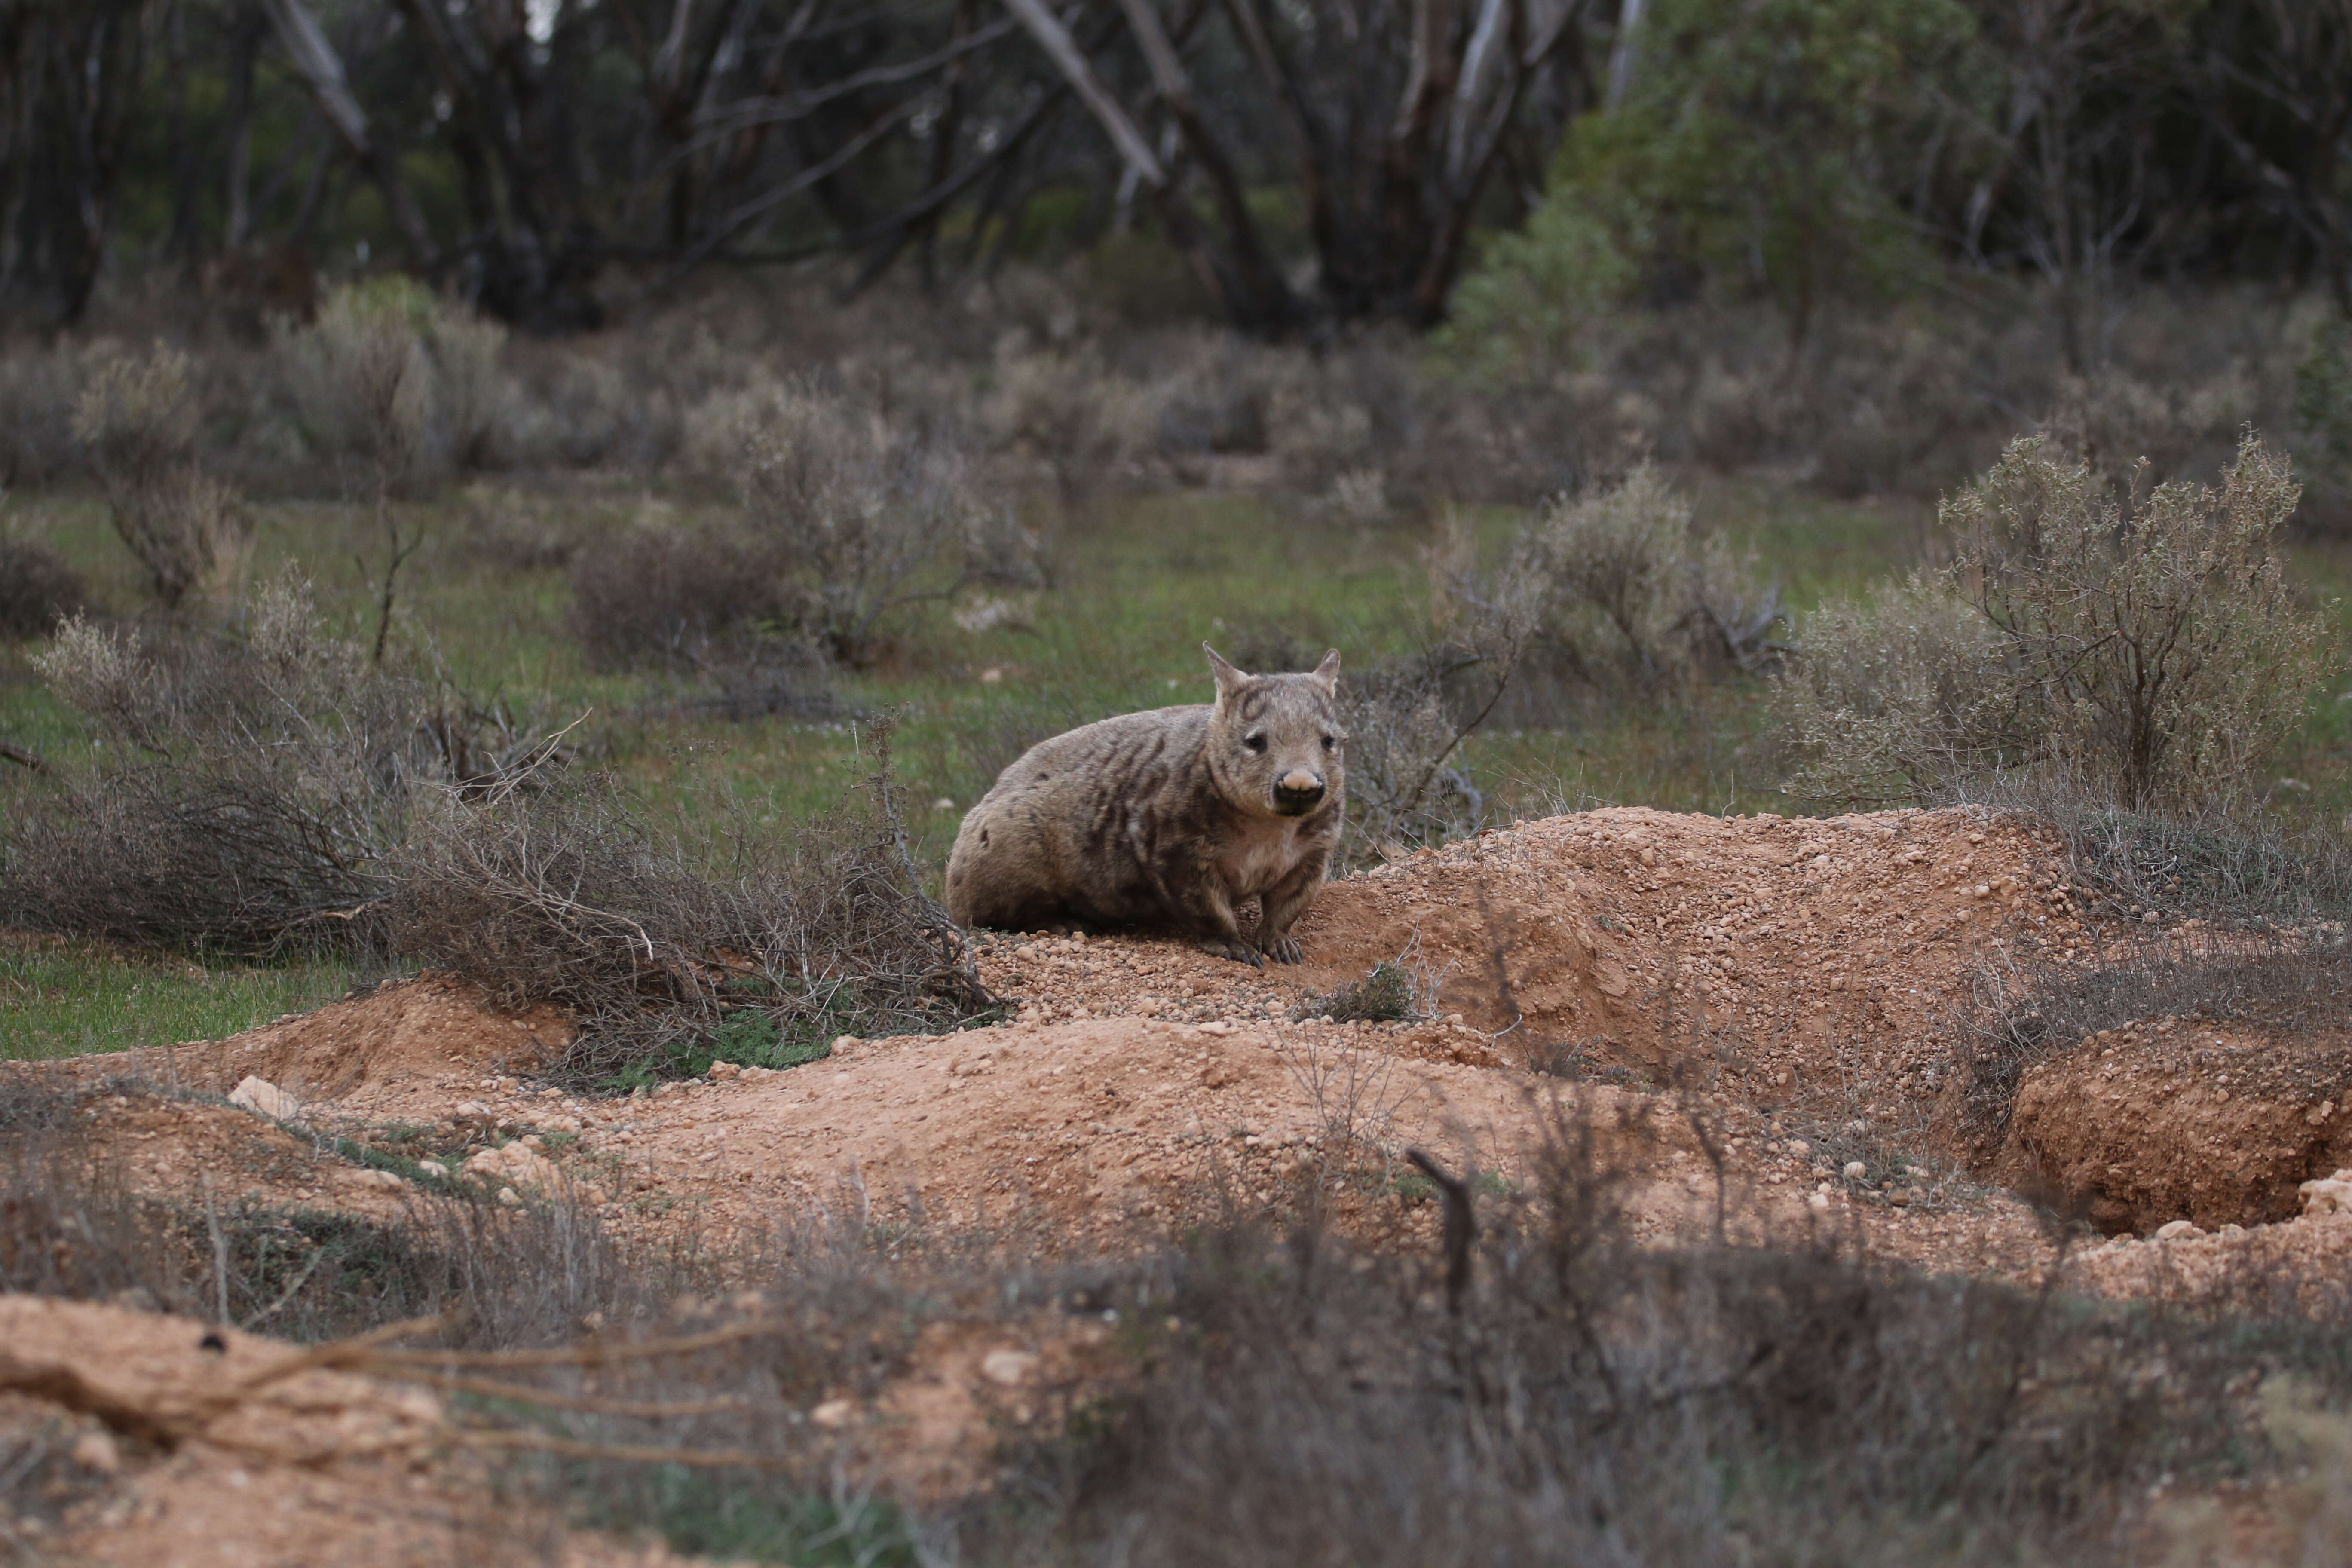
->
[944,705,1213,930]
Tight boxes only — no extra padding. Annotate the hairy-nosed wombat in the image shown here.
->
[944,644,1344,965]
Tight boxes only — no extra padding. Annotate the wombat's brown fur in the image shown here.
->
[944,644,1344,965]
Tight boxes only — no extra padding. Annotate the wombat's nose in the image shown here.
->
[1273,770,1325,814]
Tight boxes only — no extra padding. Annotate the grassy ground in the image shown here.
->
[5,471,2348,1059]
[0,935,361,1062]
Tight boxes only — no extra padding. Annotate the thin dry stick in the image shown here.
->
[352,1318,797,1372]
[200,1173,230,1327]
[389,1370,748,1420]
[452,1429,801,1470]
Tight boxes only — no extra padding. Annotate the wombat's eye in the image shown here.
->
[1321,735,1335,751]
[1244,733,1267,753]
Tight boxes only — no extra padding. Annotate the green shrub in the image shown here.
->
[1776,432,2337,811]
[1296,960,1418,1023]
[1449,0,1970,361]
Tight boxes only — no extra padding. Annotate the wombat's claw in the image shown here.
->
[1203,937,1264,967]
[1260,935,1303,964]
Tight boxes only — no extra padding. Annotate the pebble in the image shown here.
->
[227,1075,301,1122]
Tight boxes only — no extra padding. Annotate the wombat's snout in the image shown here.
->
[1273,769,1326,814]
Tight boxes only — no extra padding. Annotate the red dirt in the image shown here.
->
[29,800,2352,1563]
[2002,1018,2352,1233]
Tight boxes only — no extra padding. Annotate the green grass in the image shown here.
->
[0,938,361,1061]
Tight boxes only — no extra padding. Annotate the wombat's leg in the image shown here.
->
[1182,883,1264,968]
[1253,850,1329,965]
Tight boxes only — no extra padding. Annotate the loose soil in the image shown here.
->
[15,802,2352,1564]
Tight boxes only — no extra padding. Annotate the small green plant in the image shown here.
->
[571,1464,921,1565]
[1297,960,1418,1023]
[600,1007,841,1090]
[2294,316,2352,487]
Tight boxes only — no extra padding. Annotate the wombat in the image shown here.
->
[944,644,1344,965]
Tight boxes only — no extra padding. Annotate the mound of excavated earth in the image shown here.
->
[34,802,2352,1562]
[39,804,2352,1301]
[2000,1018,2352,1233]
[47,807,2107,1272]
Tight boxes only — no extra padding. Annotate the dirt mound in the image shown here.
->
[28,806,2098,1317]
[1289,805,2074,1102]
[2001,1018,2352,1234]
[88,973,570,1102]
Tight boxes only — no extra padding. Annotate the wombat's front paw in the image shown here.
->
[1202,936,1265,967]
[1259,934,1303,964]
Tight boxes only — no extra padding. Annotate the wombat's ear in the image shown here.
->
[1204,642,1249,704]
[1311,649,1341,690]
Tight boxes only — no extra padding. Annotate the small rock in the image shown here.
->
[2298,1169,2352,1216]
[1199,1062,1234,1089]
[352,1168,408,1191]
[709,1061,743,1081]
[811,1398,855,1429]
[1200,1020,1237,1037]
[450,1100,492,1123]
[1806,1192,1831,1212]
[227,1075,300,1122]
[1842,1161,1867,1180]
[496,1186,523,1208]
[417,1161,449,1179]
[2155,1219,2202,1240]
[831,1036,863,1054]
[70,1431,120,1476]
[980,1348,1040,1387]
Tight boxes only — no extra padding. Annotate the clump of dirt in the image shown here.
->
[2001,1018,2352,1234]
[86,972,570,1103]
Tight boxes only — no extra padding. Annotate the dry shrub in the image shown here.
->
[670,377,1033,665]
[1335,647,1507,864]
[276,278,434,483]
[3,579,533,952]
[0,538,87,640]
[72,341,252,606]
[382,728,995,1087]
[1986,781,2352,928]
[274,277,520,478]
[0,339,87,487]
[1017,1121,2335,1568]
[569,524,796,671]
[982,344,1155,498]
[1426,463,1783,739]
[1778,432,2337,811]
